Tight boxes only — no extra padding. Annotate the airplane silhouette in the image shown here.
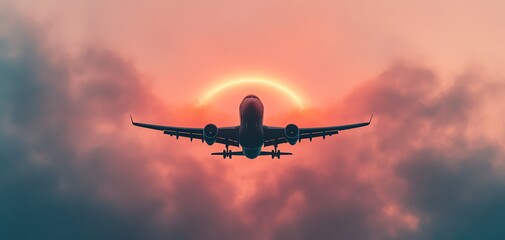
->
[131,94,372,159]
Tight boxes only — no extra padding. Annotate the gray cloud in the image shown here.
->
[339,62,505,239]
[239,62,505,240]
[397,146,505,239]
[0,12,251,240]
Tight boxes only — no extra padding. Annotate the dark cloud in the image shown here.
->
[0,12,150,240]
[1,11,504,240]
[0,12,250,240]
[397,146,505,239]
[338,62,505,239]
[239,62,505,240]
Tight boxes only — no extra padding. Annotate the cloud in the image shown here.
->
[240,61,505,239]
[1,11,504,240]
[0,12,148,239]
[335,61,505,239]
[0,12,249,240]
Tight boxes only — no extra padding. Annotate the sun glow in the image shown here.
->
[199,76,305,109]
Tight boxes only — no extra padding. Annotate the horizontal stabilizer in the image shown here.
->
[259,151,292,156]
[211,150,292,159]
[211,150,243,159]
[211,151,244,156]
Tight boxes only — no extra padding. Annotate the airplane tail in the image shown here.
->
[212,150,242,158]
[211,150,292,159]
[260,151,292,159]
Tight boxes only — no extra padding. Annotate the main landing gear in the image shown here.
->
[222,145,232,159]
[221,149,233,159]
[271,144,281,159]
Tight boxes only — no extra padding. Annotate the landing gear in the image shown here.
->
[222,149,232,159]
[271,144,281,159]
[222,145,232,159]
[270,150,281,159]
[270,144,281,159]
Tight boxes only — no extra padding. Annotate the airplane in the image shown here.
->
[131,94,372,159]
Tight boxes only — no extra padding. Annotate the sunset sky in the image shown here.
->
[1,0,505,239]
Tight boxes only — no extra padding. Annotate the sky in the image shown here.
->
[1,0,505,239]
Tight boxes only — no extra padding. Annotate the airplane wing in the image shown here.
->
[264,115,373,147]
[130,115,240,147]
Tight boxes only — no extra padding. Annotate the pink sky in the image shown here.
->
[1,0,504,239]
[9,0,505,106]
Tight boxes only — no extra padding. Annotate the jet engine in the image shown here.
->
[284,124,299,145]
[203,124,218,145]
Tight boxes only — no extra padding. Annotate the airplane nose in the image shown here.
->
[242,100,261,115]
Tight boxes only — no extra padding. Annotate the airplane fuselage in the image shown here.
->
[239,95,264,158]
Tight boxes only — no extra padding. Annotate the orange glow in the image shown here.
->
[198,76,305,109]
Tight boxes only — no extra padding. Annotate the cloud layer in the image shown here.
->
[1,11,504,240]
